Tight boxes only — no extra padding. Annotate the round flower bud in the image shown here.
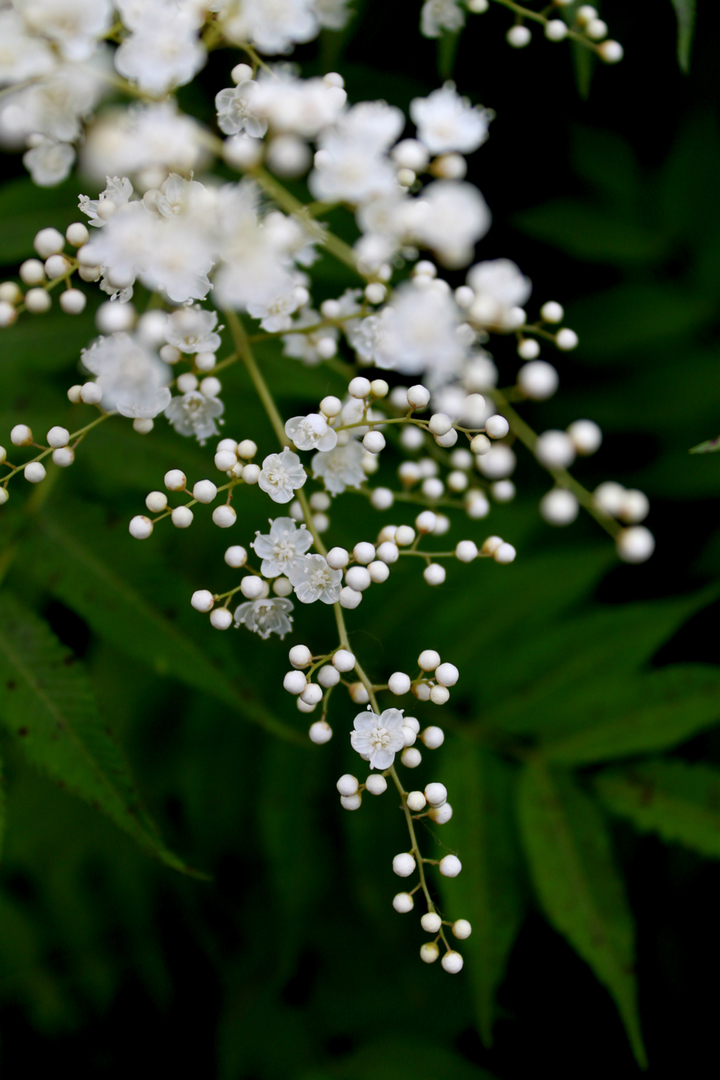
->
[376,541,399,564]
[370,379,389,398]
[289,644,312,668]
[323,546,348,571]
[421,912,442,933]
[320,395,342,418]
[349,681,370,704]
[52,447,74,467]
[171,506,193,528]
[20,259,45,285]
[328,651,355,677]
[345,565,371,592]
[240,576,264,600]
[518,338,540,360]
[439,854,462,878]
[340,793,362,811]
[301,683,323,706]
[349,376,371,398]
[421,477,445,499]
[0,301,16,327]
[283,670,307,695]
[423,563,446,586]
[404,717,420,734]
[407,385,431,409]
[418,650,441,671]
[215,450,237,472]
[540,488,579,526]
[545,18,568,40]
[363,430,385,454]
[196,351,216,372]
[365,282,386,305]
[429,803,453,824]
[453,919,472,940]
[393,891,414,913]
[45,255,69,279]
[200,376,221,398]
[393,852,416,877]
[129,515,153,539]
[67,385,83,404]
[0,488,8,505]
[556,328,579,351]
[0,446,5,464]
[540,301,564,323]
[193,479,217,504]
[210,609,233,630]
[619,489,650,524]
[406,790,426,812]
[482,535,503,555]
[366,560,388,584]
[586,17,608,39]
[494,542,517,564]
[25,288,51,314]
[297,698,316,714]
[468,0,489,10]
[401,747,422,768]
[339,586,362,609]
[535,430,576,469]
[455,540,478,563]
[430,684,450,705]
[317,664,340,689]
[237,440,257,459]
[388,671,411,695]
[370,487,394,510]
[79,382,103,406]
[414,683,431,701]
[350,542,374,567]
[34,227,64,258]
[366,774,388,795]
[428,413,452,436]
[447,470,468,493]
[598,39,623,63]
[378,525,397,543]
[435,429,458,448]
[212,505,237,528]
[191,590,214,612]
[96,300,136,333]
[616,526,655,564]
[164,469,186,491]
[507,24,531,47]
[400,426,425,451]
[309,720,333,744]
[403,725,417,747]
[24,461,45,483]
[59,289,86,315]
[0,282,21,304]
[485,414,510,440]
[336,774,359,798]
[425,782,448,807]
[441,950,464,974]
[567,419,602,456]
[395,525,416,547]
[45,426,69,449]
[518,361,559,400]
[416,511,438,534]
[273,577,292,597]
[66,222,89,247]
[470,434,491,456]
[420,942,440,964]
[224,545,247,568]
[420,726,445,749]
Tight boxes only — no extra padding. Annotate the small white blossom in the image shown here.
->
[233,597,294,639]
[411,84,490,156]
[251,516,313,577]
[79,176,134,228]
[420,0,465,38]
[285,413,338,452]
[165,391,224,442]
[351,707,405,769]
[219,0,319,55]
[81,332,171,417]
[114,7,206,95]
[312,440,365,495]
[23,137,75,187]
[165,306,222,354]
[215,80,267,138]
[288,554,342,604]
[258,448,307,504]
[17,0,113,62]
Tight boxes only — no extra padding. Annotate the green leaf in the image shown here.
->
[440,742,525,1047]
[0,176,82,267]
[24,507,303,744]
[595,759,720,857]
[0,591,196,875]
[512,201,667,265]
[671,0,696,72]
[542,665,720,765]
[690,435,720,454]
[516,758,647,1068]
[298,1037,500,1080]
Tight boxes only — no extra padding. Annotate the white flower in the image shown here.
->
[114,7,206,95]
[165,391,224,442]
[312,439,365,494]
[258,448,307,504]
[251,517,313,577]
[233,597,294,639]
[16,0,113,62]
[80,101,207,180]
[411,84,490,156]
[288,554,342,604]
[219,0,319,55]
[350,707,405,769]
[0,10,55,84]
[246,278,304,332]
[81,332,171,417]
[23,137,75,187]
[420,0,465,38]
[285,413,338,452]
[365,280,467,385]
[410,180,491,268]
[466,258,532,319]
[251,68,346,139]
[215,80,267,138]
[79,176,134,228]
[309,102,403,205]
[165,306,222,354]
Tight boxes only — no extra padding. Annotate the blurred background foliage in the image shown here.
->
[1,1,720,1077]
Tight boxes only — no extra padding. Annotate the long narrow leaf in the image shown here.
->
[671,0,696,72]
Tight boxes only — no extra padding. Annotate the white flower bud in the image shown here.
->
[273,577,293,597]
[240,576,263,600]
[164,470,186,491]
[429,803,453,824]
[453,919,472,939]
[25,288,51,314]
[425,782,448,807]
[421,726,445,749]
[545,18,568,40]
[191,590,214,612]
[283,670,307,695]
[435,429,458,448]
[135,419,154,435]
[349,543,373,567]
[556,328,579,351]
[320,395,342,417]
[447,470,468,493]
[507,24,531,47]
[418,650,441,671]
[494,542,516,564]
[420,942,440,963]
[517,338,540,360]
[371,487,394,510]
[430,684,450,705]
[66,222,89,247]
[34,227,64,258]
[470,434,491,456]
[363,430,385,454]
[402,725,417,747]
[407,385,430,409]
[212,505,237,528]
[224,545,247,567]
[439,854,462,878]
[349,681,369,703]
[421,477,444,500]
[567,419,602,455]
[52,447,74,467]
[309,720,333,744]
[535,430,575,469]
[366,774,388,795]
[67,385,83,403]
[215,450,237,472]
[59,289,86,315]
[455,540,478,563]
[200,376,221,398]
[288,644,311,668]
[370,379,389,398]
[20,259,45,285]
[428,413,452,436]
[323,546,348,570]
[393,891,414,913]
[616,526,655,563]
[421,912,442,933]
[301,683,323,706]
[393,852,416,877]
[349,376,371,398]
[24,461,45,483]
[441,950,464,974]
[330,649,355,674]
[401,747,422,768]
[388,671,411,696]
[0,301,16,327]
[317,664,340,688]
[435,663,458,688]
[129,515,153,539]
[407,790,426,812]
[193,479,217,504]
[237,440,257,459]
[297,698,316,714]
[340,793,362,810]
[79,382,103,405]
[45,255,69,279]
[518,361,559,400]
[393,525,414,547]
[404,717,420,734]
[345,566,371,591]
[367,560,389,584]
[485,414,510,440]
[598,39,623,63]
[376,541,399,564]
[540,488,578,526]
[423,564,446,586]
[210,608,233,630]
[541,301,564,323]
[416,511,438,534]
[337,774,359,797]
[339,586,363,609]
[618,489,650,524]
[241,463,261,485]
[171,506,194,528]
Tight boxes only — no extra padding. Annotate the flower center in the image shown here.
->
[369,725,391,749]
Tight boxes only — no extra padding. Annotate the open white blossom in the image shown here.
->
[410,180,491,268]
[114,7,206,95]
[79,176,134,227]
[165,307,222,354]
[233,597,294,639]
[285,413,338,452]
[80,101,208,181]
[351,708,405,770]
[420,0,465,38]
[288,554,342,604]
[215,80,267,138]
[312,439,365,495]
[16,0,113,62]
[251,69,346,138]
[411,84,490,156]
[23,137,75,186]
[0,10,55,84]
[81,332,172,418]
[165,391,224,442]
[251,517,313,577]
[258,448,307,504]
[219,0,319,55]
[466,258,532,326]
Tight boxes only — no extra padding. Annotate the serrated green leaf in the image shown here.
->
[542,665,720,765]
[517,758,647,1068]
[23,508,303,744]
[690,435,720,454]
[440,742,525,1047]
[596,759,720,857]
[0,591,196,875]
[671,0,696,72]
